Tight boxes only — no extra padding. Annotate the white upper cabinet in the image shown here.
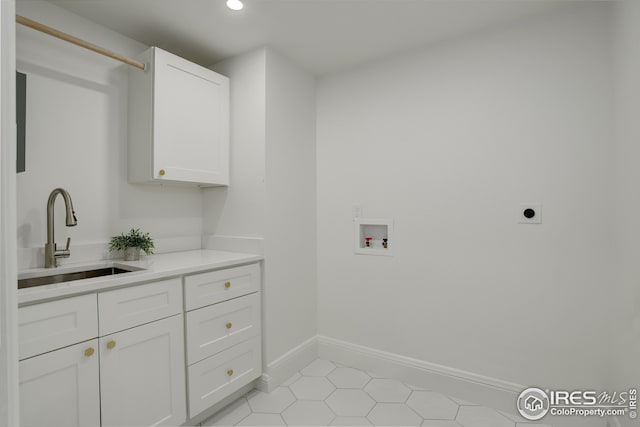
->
[128,47,230,186]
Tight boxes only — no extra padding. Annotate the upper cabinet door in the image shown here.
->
[128,47,229,187]
[153,49,229,185]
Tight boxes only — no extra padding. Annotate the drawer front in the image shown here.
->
[186,292,260,365]
[98,278,182,335]
[19,294,98,360]
[184,263,260,311]
[187,336,261,418]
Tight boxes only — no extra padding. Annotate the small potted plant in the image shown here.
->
[109,228,155,261]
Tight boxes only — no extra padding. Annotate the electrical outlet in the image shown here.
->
[519,203,541,224]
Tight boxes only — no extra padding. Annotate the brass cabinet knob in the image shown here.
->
[224,281,231,289]
[159,169,166,176]
[226,322,233,329]
[106,340,116,350]
[84,347,95,357]
[227,369,234,377]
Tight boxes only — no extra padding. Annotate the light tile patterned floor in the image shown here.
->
[202,359,551,427]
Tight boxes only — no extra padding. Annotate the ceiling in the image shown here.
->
[38,0,572,75]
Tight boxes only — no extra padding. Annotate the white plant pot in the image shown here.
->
[123,247,141,261]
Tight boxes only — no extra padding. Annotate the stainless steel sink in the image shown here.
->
[18,264,143,289]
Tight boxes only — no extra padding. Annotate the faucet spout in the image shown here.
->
[45,188,77,268]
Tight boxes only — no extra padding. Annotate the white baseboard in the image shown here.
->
[256,336,318,392]
[317,335,524,415]
[254,334,524,413]
[205,334,608,427]
[317,336,611,427]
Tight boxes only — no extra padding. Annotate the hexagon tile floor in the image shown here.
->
[201,359,551,427]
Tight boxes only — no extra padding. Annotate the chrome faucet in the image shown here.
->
[44,188,77,268]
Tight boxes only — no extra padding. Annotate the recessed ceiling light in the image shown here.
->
[226,0,244,11]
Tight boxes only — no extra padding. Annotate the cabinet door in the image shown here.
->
[100,315,186,427]
[153,48,229,185]
[19,339,100,427]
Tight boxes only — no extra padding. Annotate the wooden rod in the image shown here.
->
[15,14,146,70]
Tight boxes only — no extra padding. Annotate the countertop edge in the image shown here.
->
[18,250,263,306]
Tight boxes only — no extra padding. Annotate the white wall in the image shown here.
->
[204,48,267,239]
[203,48,317,370]
[0,0,19,424]
[263,50,317,365]
[611,2,640,426]
[16,1,203,269]
[317,2,612,394]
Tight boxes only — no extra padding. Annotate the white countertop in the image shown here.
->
[18,249,263,306]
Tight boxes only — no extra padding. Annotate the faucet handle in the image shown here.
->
[64,237,71,251]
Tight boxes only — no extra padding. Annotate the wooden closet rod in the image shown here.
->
[15,15,146,71]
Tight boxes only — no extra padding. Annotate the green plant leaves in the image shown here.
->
[109,228,155,255]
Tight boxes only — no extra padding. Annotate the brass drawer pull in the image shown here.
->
[226,322,233,329]
[106,340,116,350]
[159,169,166,176]
[224,281,231,289]
[227,369,234,376]
[84,347,95,357]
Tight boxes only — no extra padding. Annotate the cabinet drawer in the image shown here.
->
[98,278,182,335]
[187,337,261,418]
[19,294,98,360]
[186,292,260,365]
[185,263,260,311]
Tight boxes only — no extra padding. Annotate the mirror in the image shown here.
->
[17,71,26,173]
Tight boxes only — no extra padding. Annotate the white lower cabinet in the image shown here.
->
[184,265,262,420]
[19,279,187,427]
[186,292,260,365]
[184,263,261,311]
[18,262,262,426]
[19,316,186,427]
[19,339,100,427]
[187,336,261,417]
[100,315,186,427]
[98,277,182,336]
[18,293,98,361]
